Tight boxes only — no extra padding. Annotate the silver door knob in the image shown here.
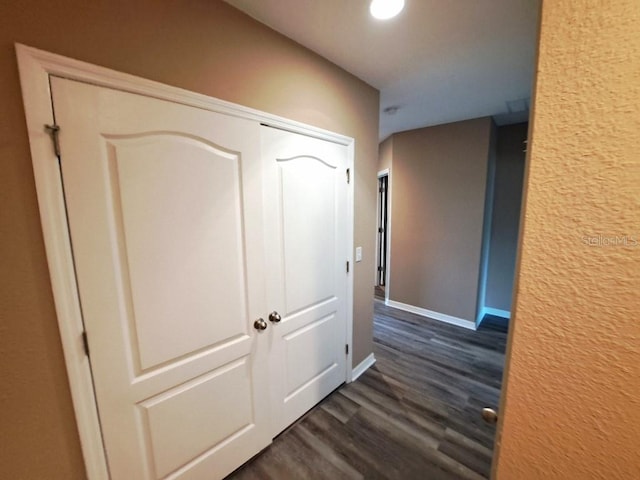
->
[269,311,281,323]
[253,318,268,331]
[481,408,498,425]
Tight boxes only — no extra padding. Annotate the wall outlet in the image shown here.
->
[355,246,362,262]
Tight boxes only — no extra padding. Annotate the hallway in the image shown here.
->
[228,299,507,479]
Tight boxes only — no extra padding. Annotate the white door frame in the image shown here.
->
[376,169,391,301]
[374,169,390,288]
[15,44,355,479]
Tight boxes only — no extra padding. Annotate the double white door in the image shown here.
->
[51,77,349,479]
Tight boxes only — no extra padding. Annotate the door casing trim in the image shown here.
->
[15,43,355,479]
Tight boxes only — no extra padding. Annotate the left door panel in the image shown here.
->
[51,77,269,479]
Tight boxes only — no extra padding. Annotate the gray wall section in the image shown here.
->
[384,118,525,322]
[388,117,492,322]
[484,122,528,312]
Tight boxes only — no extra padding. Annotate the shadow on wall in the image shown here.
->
[482,122,528,322]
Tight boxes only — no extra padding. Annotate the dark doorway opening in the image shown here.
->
[376,174,388,288]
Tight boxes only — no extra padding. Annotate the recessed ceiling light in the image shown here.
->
[370,0,405,20]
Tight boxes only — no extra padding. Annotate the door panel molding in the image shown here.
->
[16,43,355,479]
[261,127,350,435]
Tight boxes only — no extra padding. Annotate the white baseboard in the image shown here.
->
[350,353,376,382]
[483,307,511,319]
[386,300,476,331]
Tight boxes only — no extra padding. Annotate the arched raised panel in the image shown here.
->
[106,133,248,372]
[277,155,337,316]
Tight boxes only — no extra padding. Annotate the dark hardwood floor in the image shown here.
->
[228,297,507,480]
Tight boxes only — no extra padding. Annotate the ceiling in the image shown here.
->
[224,0,540,141]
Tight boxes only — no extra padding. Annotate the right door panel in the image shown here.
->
[261,127,349,435]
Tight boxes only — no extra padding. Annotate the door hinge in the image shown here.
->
[45,124,61,157]
[377,266,383,272]
[346,168,350,184]
[345,344,349,355]
[378,227,384,233]
[82,331,90,357]
[346,261,350,273]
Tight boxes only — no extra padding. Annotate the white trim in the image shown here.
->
[345,141,355,382]
[16,44,352,146]
[15,43,356,479]
[16,44,109,480]
[383,170,392,302]
[350,353,376,382]
[483,307,511,319]
[374,168,390,287]
[386,300,477,330]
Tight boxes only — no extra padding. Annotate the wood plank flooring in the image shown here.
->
[227,298,507,480]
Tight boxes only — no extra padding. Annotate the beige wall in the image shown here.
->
[495,1,640,478]
[0,1,378,478]
[378,135,393,173]
[485,123,527,312]
[388,118,493,321]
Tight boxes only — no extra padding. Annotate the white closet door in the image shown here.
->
[51,77,270,480]
[261,126,349,435]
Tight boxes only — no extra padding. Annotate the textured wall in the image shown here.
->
[495,1,640,478]
[0,1,378,478]
[388,118,492,321]
[485,123,527,312]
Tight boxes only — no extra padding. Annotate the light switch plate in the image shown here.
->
[355,246,362,262]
